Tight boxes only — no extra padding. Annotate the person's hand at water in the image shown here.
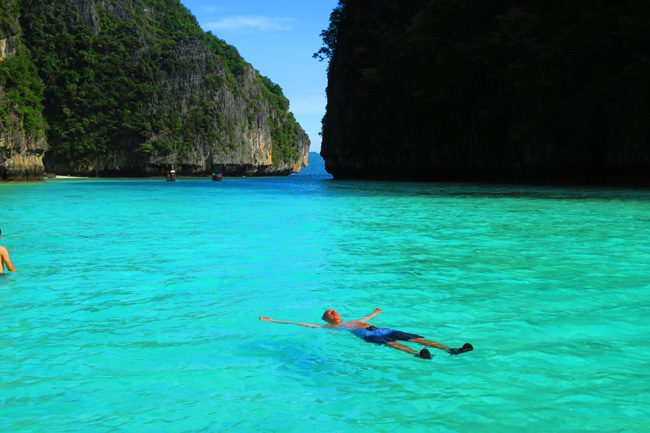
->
[259,315,273,322]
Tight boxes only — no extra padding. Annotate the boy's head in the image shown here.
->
[322,309,342,324]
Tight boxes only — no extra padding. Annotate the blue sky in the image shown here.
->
[179,0,339,152]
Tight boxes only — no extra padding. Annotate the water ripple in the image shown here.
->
[1,178,649,432]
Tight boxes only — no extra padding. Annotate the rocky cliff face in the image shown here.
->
[320,1,650,185]
[143,37,308,176]
[0,1,47,181]
[0,124,47,181]
[9,0,308,178]
[0,35,17,61]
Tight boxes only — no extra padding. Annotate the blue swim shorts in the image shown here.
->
[351,326,423,344]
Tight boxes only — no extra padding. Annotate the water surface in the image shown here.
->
[1,176,649,432]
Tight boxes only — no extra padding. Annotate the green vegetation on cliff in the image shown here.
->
[15,0,305,175]
[0,0,19,30]
[0,0,45,138]
[319,0,650,184]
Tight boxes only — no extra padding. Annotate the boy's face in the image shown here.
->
[322,309,341,323]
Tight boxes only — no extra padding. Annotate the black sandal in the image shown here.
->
[448,343,473,355]
[416,348,432,359]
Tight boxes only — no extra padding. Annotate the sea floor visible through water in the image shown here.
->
[1,175,649,433]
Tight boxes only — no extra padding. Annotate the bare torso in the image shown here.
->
[0,246,6,273]
[331,320,374,330]
[0,245,15,273]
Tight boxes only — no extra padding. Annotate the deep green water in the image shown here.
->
[1,176,649,433]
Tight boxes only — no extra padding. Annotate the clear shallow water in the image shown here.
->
[1,176,649,433]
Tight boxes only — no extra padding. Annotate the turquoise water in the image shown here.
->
[1,176,649,433]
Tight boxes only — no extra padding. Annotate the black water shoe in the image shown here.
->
[416,348,432,359]
[448,343,473,355]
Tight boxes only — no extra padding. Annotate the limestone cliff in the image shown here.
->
[11,0,308,177]
[319,1,650,185]
[0,0,47,181]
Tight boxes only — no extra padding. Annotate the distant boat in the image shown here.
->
[211,164,224,181]
[165,165,176,182]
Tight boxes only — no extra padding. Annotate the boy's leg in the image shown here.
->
[409,338,450,351]
[411,338,474,355]
[386,341,431,359]
[386,341,417,354]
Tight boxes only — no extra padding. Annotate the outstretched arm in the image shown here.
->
[357,308,382,323]
[259,315,322,328]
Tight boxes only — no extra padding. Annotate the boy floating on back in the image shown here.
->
[259,308,472,359]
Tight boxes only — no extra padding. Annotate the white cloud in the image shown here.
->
[207,16,295,32]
